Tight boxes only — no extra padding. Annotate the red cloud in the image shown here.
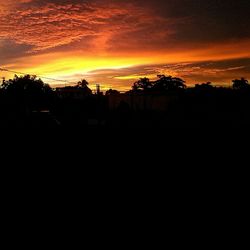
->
[0,0,174,53]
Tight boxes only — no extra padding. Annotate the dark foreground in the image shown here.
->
[1,88,250,129]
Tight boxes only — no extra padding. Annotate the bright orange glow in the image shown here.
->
[3,39,248,90]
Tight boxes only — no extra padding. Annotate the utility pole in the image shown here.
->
[0,67,5,85]
[96,84,100,95]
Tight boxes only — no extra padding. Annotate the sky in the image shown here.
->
[0,0,250,90]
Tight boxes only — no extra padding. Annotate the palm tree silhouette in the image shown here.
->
[77,79,89,89]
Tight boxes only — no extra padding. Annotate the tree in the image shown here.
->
[76,79,92,95]
[153,75,186,91]
[1,74,54,111]
[77,79,89,89]
[106,89,120,95]
[232,78,250,90]
[132,77,152,92]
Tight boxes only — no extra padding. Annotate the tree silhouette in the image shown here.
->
[77,79,89,88]
[106,89,120,95]
[133,77,152,92]
[59,79,92,96]
[76,79,92,95]
[1,74,53,111]
[232,78,250,90]
[153,75,186,91]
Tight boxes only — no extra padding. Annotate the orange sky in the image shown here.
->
[1,0,250,91]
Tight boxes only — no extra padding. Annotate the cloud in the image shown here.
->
[0,39,33,64]
[1,1,100,51]
[1,0,250,55]
[0,0,176,54]
[83,58,250,90]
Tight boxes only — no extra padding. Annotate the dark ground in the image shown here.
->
[1,89,250,129]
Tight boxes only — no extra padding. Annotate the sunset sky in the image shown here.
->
[1,0,250,90]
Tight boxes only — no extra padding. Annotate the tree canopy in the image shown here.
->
[1,74,54,110]
[232,78,250,90]
[76,79,89,89]
[154,75,186,91]
[131,75,186,93]
[133,77,152,92]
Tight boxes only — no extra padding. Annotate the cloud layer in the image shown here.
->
[0,0,174,52]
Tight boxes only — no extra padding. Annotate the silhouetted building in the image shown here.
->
[108,93,179,112]
[56,86,92,99]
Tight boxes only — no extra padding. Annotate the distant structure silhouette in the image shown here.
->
[96,84,101,95]
[56,79,92,99]
[195,82,214,90]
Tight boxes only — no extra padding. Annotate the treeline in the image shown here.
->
[108,75,250,94]
[0,73,249,112]
[0,75,104,127]
[1,74,249,98]
[0,74,250,128]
